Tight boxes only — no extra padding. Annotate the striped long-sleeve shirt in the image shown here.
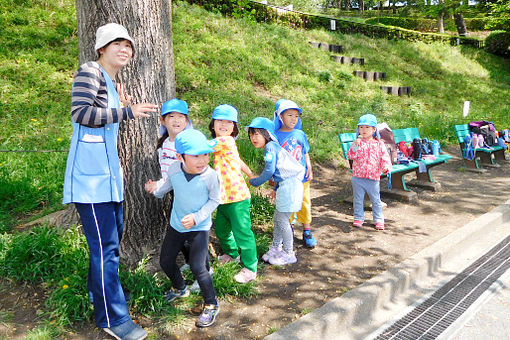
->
[71,61,133,127]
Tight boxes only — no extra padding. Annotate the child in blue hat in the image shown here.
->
[155,98,193,184]
[145,129,221,328]
[347,114,392,230]
[246,117,305,266]
[148,98,206,291]
[273,99,317,248]
[208,104,258,284]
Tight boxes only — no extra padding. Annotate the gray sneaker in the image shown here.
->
[196,304,220,328]
[164,286,190,302]
[103,319,147,340]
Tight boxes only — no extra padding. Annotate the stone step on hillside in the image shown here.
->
[309,41,343,53]
[380,86,412,96]
[331,55,365,65]
[353,70,386,81]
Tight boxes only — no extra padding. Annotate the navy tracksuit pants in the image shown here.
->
[75,202,130,328]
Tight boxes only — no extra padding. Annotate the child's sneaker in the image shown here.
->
[375,222,385,230]
[196,304,220,328]
[302,230,317,248]
[218,254,240,264]
[103,319,147,340]
[234,268,257,284]
[269,250,297,266]
[262,245,282,262]
[164,286,189,302]
[352,220,363,228]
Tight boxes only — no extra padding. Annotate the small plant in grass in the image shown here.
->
[267,324,280,334]
[300,307,313,315]
[25,322,65,340]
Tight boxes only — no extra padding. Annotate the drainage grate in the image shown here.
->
[375,234,510,340]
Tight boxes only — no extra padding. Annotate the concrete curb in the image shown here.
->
[265,200,510,340]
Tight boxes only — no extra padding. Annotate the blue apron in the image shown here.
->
[63,67,124,204]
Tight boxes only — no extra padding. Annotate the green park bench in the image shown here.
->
[339,132,419,201]
[392,128,453,191]
[339,128,452,201]
[454,124,506,170]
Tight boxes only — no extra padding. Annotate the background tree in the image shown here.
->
[486,0,510,31]
[75,0,174,264]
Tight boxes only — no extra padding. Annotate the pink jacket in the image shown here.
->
[347,138,392,181]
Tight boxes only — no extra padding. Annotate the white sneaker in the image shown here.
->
[269,250,297,266]
[234,268,257,284]
[218,254,240,264]
[262,245,283,262]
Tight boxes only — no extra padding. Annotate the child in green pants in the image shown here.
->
[209,104,258,283]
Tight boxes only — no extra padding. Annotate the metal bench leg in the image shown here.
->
[494,149,507,162]
[477,151,495,165]
[416,169,434,182]
[390,172,409,191]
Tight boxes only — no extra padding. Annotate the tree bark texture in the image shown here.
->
[75,0,175,265]
[437,11,445,33]
[454,13,467,36]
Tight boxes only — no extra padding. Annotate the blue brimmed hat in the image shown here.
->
[273,99,303,131]
[159,98,193,135]
[175,129,217,155]
[357,114,377,127]
[356,114,380,139]
[245,117,278,142]
[211,104,238,122]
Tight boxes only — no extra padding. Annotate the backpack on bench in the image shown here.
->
[469,121,499,147]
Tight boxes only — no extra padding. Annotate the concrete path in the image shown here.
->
[265,200,510,340]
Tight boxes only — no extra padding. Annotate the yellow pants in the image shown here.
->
[291,181,312,225]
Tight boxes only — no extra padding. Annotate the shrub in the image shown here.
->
[485,30,510,56]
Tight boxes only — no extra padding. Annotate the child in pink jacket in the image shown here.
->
[347,114,392,230]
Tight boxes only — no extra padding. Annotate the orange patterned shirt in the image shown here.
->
[213,136,251,204]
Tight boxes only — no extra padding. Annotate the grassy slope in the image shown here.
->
[1,0,510,229]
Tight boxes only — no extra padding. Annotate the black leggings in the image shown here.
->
[160,227,217,305]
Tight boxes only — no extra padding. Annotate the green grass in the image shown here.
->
[0,224,261,329]
[2,0,510,230]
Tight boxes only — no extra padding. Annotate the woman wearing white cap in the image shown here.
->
[63,23,156,340]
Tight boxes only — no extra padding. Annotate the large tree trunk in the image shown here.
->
[75,0,175,266]
[454,12,467,36]
[437,11,445,33]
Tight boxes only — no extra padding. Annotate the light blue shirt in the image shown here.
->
[63,68,123,204]
[153,162,220,233]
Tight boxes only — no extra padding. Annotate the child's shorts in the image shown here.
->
[276,177,304,213]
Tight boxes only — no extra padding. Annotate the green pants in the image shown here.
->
[214,199,258,272]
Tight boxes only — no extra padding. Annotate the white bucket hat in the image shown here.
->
[94,23,135,55]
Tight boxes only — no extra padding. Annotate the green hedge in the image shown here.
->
[185,0,484,48]
[365,17,489,32]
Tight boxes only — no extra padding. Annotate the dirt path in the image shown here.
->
[2,147,510,339]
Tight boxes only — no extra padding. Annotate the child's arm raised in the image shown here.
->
[346,139,362,160]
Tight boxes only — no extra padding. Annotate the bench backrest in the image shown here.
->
[338,132,357,159]
[454,124,470,144]
[393,127,421,143]
[339,128,423,157]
